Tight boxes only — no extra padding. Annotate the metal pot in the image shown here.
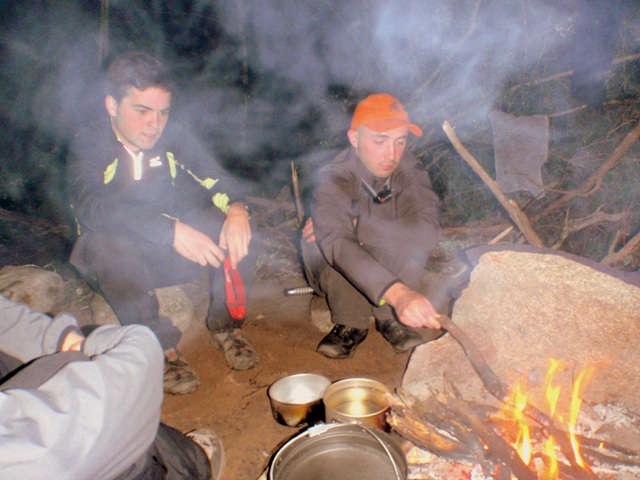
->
[323,378,391,431]
[269,423,407,480]
[268,373,331,427]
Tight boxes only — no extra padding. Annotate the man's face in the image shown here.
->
[105,86,171,152]
[347,125,409,178]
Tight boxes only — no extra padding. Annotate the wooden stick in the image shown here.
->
[443,395,537,480]
[442,120,545,247]
[290,160,304,224]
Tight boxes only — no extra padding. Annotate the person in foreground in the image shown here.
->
[0,296,224,480]
[67,50,259,395]
[301,93,443,359]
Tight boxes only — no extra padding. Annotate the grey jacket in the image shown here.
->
[0,296,164,480]
[310,147,442,305]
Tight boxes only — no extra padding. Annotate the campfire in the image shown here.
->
[390,249,640,479]
[493,358,596,478]
[388,356,640,479]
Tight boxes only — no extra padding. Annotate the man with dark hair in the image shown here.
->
[0,295,224,479]
[68,50,259,396]
[302,93,443,359]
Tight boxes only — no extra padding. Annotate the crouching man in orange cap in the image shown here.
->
[301,93,443,359]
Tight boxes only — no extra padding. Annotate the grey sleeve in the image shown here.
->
[0,296,79,362]
[0,323,164,480]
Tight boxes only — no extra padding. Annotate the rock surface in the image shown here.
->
[0,265,67,314]
[403,250,640,412]
[90,285,195,332]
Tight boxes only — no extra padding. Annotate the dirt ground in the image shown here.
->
[1,211,453,480]
[158,269,413,480]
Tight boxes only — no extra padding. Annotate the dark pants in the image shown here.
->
[116,423,211,480]
[300,238,427,330]
[70,206,257,351]
[0,351,210,480]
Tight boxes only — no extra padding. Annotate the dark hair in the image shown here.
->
[105,51,174,101]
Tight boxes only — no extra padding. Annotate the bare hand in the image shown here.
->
[219,203,251,269]
[383,283,442,329]
[302,217,315,243]
[174,221,225,267]
[61,330,85,352]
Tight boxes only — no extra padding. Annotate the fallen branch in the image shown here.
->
[551,206,625,249]
[442,120,545,247]
[245,195,296,212]
[600,230,640,266]
[509,52,640,92]
[543,117,640,213]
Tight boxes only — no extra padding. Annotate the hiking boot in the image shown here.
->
[164,348,200,395]
[316,324,368,359]
[375,318,424,353]
[186,426,225,480]
[210,328,259,371]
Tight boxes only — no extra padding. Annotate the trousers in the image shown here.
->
[300,238,427,330]
[70,206,257,351]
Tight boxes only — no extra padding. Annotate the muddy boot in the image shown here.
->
[316,324,368,359]
[164,348,200,395]
[210,328,259,371]
[375,318,424,353]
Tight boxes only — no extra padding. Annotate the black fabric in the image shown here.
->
[301,233,426,329]
[71,204,258,347]
[115,424,211,480]
[0,351,23,381]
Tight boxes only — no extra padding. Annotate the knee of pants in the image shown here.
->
[73,233,144,275]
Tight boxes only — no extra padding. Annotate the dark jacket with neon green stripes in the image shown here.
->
[67,119,246,246]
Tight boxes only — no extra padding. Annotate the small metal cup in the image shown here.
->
[268,373,331,427]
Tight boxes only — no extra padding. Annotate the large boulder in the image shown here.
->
[403,248,640,412]
[90,285,195,333]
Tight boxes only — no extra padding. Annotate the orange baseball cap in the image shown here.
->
[350,93,422,137]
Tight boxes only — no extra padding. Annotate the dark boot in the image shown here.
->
[375,318,424,353]
[316,324,368,359]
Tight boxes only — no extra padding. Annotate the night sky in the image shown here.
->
[0,0,637,223]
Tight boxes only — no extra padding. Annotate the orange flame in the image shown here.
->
[496,358,595,479]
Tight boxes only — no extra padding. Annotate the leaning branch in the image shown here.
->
[442,120,545,247]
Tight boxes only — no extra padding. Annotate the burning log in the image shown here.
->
[388,389,640,479]
[438,314,605,478]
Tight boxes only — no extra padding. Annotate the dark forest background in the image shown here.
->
[1,0,639,266]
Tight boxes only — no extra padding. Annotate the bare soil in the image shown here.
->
[159,270,411,480]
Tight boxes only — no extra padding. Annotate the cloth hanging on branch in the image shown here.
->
[489,110,549,198]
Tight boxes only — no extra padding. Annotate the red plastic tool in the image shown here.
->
[223,257,246,320]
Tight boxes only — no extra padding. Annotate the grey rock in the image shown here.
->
[90,285,195,333]
[0,265,66,313]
